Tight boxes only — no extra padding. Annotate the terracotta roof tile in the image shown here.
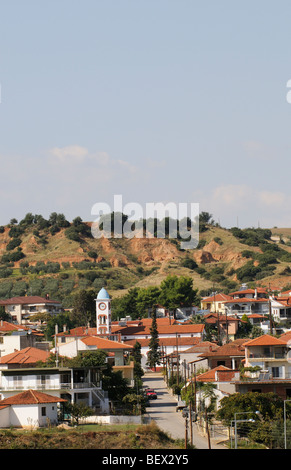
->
[202,293,232,302]
[196,365,232,382]
[200,340,245,357]
[224,297,269,303]
[229,288,267,295]
[124,337,201,348]
[0,296,61,305]
[242,334,288,347]
[0,390,66,406]
[182,341,219,354]
[0,347,49,364]
[0,321,29,333]
[112,324,205,336]
[81,336,133,349]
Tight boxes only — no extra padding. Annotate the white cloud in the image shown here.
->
[258,190,286,208]
[50,145,89,162]
[195,184,291,228]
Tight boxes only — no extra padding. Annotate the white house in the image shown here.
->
[53,335,133,366]
[0,365,110,414]
[0,389,66,428]
[0,296,62,324]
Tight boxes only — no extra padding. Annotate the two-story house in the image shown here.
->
[0,345,110,414]
[200,293,232,314]
[223,287,270,319]
[243,334,290,379]
[232,334,291,399]
[0,296,62,324]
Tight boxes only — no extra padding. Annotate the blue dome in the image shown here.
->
[97,287,110,300]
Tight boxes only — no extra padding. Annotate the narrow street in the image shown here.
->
[142,372,226,450]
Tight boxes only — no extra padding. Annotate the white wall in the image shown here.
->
[8,404,59,428]
[0,406,10,427]
[1,373,61,393]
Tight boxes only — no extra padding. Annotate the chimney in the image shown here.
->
[254,288,257,299]
[63,324,66,333]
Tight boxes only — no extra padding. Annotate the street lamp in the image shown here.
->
[233,411,260,449]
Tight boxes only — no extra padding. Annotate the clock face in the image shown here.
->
[98,302,106,311]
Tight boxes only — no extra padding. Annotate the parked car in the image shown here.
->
[146,389,157,400]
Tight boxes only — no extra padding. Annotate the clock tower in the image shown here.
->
[96,287,111,335]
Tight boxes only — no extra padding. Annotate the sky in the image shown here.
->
[1,0,291,228]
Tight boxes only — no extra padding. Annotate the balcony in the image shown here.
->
[0,381,103,392]
[249,353,286,360]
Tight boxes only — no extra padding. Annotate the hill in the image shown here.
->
[0,214,291,307]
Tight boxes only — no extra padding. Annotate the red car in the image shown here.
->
[145,389,157,400]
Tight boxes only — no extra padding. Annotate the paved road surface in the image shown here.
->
[143,372,226,450]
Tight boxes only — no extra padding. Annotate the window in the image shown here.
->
[13,376,23,389]
[217,361,226,366]
[41,407,46,416]
[37,375,50,388]
[263,347,271,357]
[272,367,282,378]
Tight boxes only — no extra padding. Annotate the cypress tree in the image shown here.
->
[146,308,161,371]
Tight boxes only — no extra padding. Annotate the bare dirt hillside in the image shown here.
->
[1,221,291,300]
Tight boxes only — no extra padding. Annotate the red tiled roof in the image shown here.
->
[112,324,205,336]
[280,331,291,341]
[57,326,98,337]
[202,293,232,302]
[279,290,291,296]
[0,347,50,365]
[111,317,178,328]
[204,313,240,323]
[124,337,201,348]
[0,390,66,406]
[224,297,269,303]
[200,339,246,357]
[229,288,268,296]
[81,336,133,349]
[196,365,233,382]
[242,334,288,347]
[182,341,219,354]
[0,296,61,306]
[248,314,268,318]
[0,321,28,333]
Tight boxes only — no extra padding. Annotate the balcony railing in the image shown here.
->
[249,353,286,360]
[0,382,102,392]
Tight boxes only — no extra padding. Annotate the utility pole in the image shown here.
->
[268,288,273,335]
[193,363,197,414]
[205,408,211,449]
[189,400,193,446]
[185,416,188,449]
[176,333,179,386]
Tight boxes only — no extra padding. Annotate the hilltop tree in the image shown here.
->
[159,275,200,317]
